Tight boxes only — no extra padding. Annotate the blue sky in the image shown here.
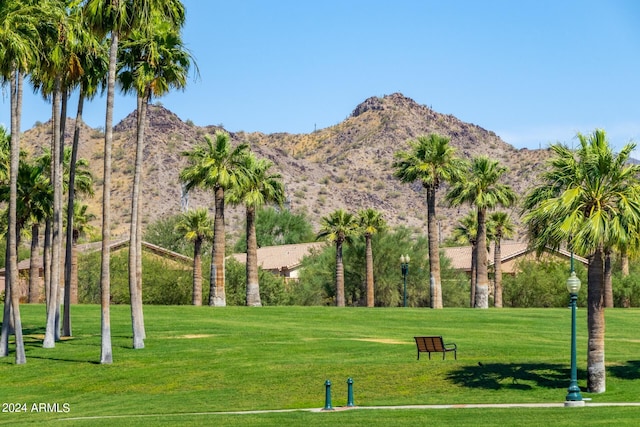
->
[2,0,639,152]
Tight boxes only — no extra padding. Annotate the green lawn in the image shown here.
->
[1,305,640,426]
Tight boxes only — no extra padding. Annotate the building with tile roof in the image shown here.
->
[230,242,326,279]
[442,241,589,276]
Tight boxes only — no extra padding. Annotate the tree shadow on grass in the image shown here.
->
[3,327,136,364]
[26,355,101,364]
[608,360,640,380]
[446,363,575,391]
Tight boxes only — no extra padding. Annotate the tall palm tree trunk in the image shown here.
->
[29,224,40,303]
[587,246,606,393]
[43,83,62,349]
[100,32,118,364]
[621,248,629,277]
[475,208,489,309]
[192,238,203,306]
[128,94,148,349]
[7,69,26,363]
[494,239,503,308]
[365,234,374,307]
[43,219,52,309]
[620,248,630,307]
[426,189,442,308]
[71,234,79,304]
[209,187,226,306]
[63,92,85,336]
[470,242,477,308]
[335,240,345,307]
[55,90,68,339]
[245,205,261,306]
[0,250,11,356]
[136,199,145,339]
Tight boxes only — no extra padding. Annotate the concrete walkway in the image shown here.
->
[311,401,640,411]
[59,401,640,421]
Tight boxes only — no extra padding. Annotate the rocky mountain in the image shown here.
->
[21,93,551,243]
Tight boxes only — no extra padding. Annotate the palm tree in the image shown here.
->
[0,130,43,307]
[451,210,479,307]
[63,9,107,338]
[523,130,640,393]
[357,208,386,307]
[227,153,285,306]
[393,134,466,309]
[447,156,516,309]
[175,208,213,306]
[0,157,51,331]
[27,0,72,349]
[0,126,12,357]
[84,0,185,363]
[28,220,41,303]
[34,147,93,337]
[118,12,191,349]
[180,131,249,306]
[0,0,43,364]
[317,209,359,307]
[10,153,54,311]
[488,211,515,308]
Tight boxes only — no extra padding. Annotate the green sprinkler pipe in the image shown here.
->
[323,380,333,410]
[347,377,355,407]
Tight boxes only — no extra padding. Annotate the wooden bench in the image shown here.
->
[414,336,457,360]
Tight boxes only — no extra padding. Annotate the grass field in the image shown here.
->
[1,305,640,426]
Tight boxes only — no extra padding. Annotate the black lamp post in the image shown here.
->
[400,254,410,307]
[565,254,584,406]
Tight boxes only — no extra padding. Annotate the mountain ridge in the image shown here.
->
[21,93,550,242]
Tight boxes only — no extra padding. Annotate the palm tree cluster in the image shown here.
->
[447,156,517,308]
[0,0,193,364]
[449,209,515,308]
[0,128,94,363]
[393,134,517,310]
[393,129,636,395]
[316,208,386,307]
[179,130,286,308]
[0,2,634,397]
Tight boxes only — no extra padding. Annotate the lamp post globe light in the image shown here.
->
[400,255,410,308]
[565,268,585,407]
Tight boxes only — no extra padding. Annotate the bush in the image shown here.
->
[224,257,291,306]
[78,250,192,305]
[0,240,32,267]
[233,207,315,252]
[612,272,640,307]
[502,259,587,308]
[144,214,198,256]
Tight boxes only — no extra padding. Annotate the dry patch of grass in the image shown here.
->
[350,338,407,345]
[177,334,215,339]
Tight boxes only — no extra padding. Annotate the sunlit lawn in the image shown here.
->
[1,305,639,426]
